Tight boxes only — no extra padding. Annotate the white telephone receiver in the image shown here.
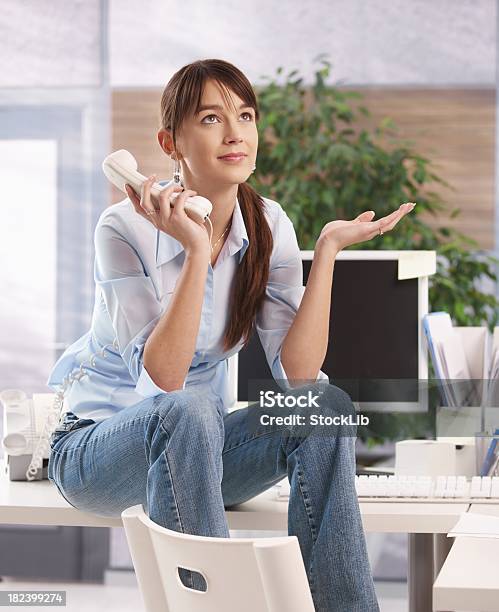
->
[102,149,212,224]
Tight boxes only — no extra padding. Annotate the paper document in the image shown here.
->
[423,312,479,407]
[447,512,499,539]
[398,251,436,280]
[488,347,499,407]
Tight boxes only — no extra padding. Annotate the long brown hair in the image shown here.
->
[159,59,273,352]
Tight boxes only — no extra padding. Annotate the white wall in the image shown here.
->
[109,0,496,87]
[1,1,494,88]
[0,0,102,87]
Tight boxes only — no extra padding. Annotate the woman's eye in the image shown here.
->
[202,112,254,124]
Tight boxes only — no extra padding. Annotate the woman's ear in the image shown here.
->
[157,128,174,156]
[158,129,184,163]
[157,128,171,155]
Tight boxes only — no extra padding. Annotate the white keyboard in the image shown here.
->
[275,475,499,503]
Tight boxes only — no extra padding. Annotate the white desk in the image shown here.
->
[0,469,468,531]
[0,463,471,612]
[433,537,499,611]
[433,504,499,612]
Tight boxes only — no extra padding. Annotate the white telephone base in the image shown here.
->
[5,454,47,482]
[1,392,55,481]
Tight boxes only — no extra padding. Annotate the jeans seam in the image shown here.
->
[145,413,161,462]
[294,449,318,598]
[162,444,185,534]
[52,458,75,507]
[157,415,192,590]
[295,451,317,543]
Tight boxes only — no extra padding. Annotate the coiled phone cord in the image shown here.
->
[205,216,214,247]
[25,338,120,481]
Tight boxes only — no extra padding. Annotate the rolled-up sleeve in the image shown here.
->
[94,217,185,397]
[255,208,329,391]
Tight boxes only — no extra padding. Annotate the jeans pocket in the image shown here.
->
[50,415,96,450]
[49,430,67,450]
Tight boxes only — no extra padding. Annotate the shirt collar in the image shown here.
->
[155,182,249,267]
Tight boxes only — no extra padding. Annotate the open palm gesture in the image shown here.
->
[317,202,416,254]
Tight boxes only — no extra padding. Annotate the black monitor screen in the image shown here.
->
[238,257,420,405]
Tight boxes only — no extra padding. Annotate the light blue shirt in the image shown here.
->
[47,181,329,422]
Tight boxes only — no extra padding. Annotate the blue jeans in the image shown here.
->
[48,382,379,611]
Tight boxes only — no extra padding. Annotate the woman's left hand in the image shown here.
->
[316,202,416,256]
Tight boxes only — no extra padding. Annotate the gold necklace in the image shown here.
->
[211,222,231,252]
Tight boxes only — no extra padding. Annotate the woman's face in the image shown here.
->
[167,79,258,189]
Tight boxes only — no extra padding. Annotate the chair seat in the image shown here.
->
[121,504,315,612]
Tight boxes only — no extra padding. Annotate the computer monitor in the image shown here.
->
[229,250,434,413]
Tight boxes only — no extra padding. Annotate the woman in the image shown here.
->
[47,58,414,611]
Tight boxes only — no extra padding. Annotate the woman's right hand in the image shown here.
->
[125,176,211,257]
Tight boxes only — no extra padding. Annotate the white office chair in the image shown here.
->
[121,504,315,612]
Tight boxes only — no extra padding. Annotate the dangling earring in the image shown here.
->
[251,164,256,173]
[172,156,183,187]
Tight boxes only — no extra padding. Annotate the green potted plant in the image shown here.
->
[250,53,499,333]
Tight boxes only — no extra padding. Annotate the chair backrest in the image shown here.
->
[121,504,315,612]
